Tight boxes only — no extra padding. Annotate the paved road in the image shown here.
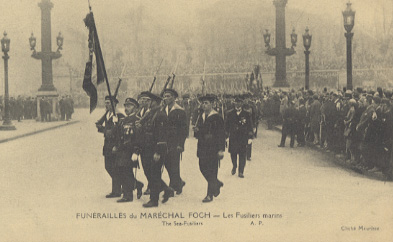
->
[1,109,392,242]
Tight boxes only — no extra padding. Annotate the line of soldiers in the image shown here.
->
[95,89,260,206]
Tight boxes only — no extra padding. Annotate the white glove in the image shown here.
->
[153,153,161,162]
[112,116,118,123]
[131,153,138,162]
[248,139,252,144]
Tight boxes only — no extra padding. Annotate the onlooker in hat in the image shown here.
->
[344,99,357,162]
[278,100,297,148]
[309,94,321,145]
[296,97,307,147]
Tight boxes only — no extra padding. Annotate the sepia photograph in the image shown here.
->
[0,0,392,241]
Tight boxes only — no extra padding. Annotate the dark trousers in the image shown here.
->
[320,124,327,147]
[118,166,135,200]
[41,111,47,122]
[150,156,169,203]
[326,123,335,149]
[164,150,183,192]
[246,144,252,160]
[280,124,295,147]
[65,112,72,121]
[199,156,219,196]
[231,152,246,174]
[60,111,65,121]
[254,123,258,138]
[141,146,153,189]
[296,122,305,145]
[105,155,121,194]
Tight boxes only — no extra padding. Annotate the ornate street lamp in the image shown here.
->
[342,1,355,90]
[0,31,16,130]
[263,29,271,49]
[56,32,63,52]
[29,32,37,52]
[302,27,312,90]
[290,28,297,49]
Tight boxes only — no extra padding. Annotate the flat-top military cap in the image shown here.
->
[124,97,139,108]
[163,88,178,98]
[198,94,216,103]
[139,91,152,99]
[105,95,119,103]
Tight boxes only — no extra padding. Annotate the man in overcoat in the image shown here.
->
[225,96,253,178]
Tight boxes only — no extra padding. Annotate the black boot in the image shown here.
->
[231,167,236,175]
[202,195,213,203]
[214,181,224,197]
[117,197,133,203]
[105,192,121,198]
[143,200,158,208]
[162,187,175,203]
[176,181,186,195]
[136,182,144,199]
[143,188,151,195]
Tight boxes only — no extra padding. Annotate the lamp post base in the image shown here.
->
[0,123,16,130]
[273,79,290,88]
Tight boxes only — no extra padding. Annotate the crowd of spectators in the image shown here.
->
[260,86,393,180]
[0,95,75,122]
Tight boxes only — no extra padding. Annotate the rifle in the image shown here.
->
[201,60,206,95]
[160,75,172,97]
[95,63,126,125]
[169,58,180,89]
[149,58,164,92]
[160,60,179,96]
[169,73,176,89]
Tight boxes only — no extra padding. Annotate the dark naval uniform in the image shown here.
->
[164,103,188,194]
[225,108,253,177]
[137,105,154,193]
[96,111,125,197]
[142,103,175,207]
[194,109,226,200]
[114,112,143,202]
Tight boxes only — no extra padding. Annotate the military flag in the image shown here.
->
[82,7,115,113]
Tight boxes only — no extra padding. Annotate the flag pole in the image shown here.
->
[89,4,116,116]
